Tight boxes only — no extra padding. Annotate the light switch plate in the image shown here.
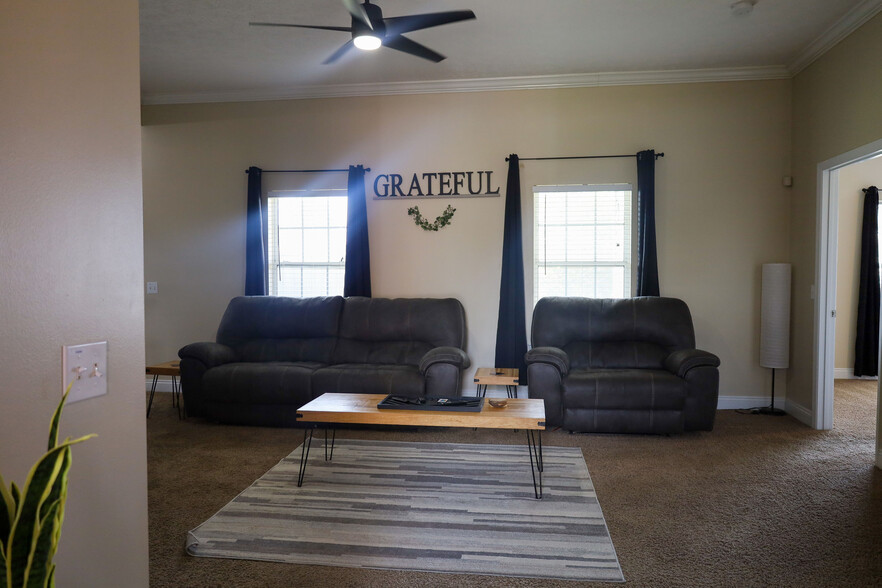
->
[62,341,107,403]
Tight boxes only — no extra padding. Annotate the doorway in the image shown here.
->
[814,137,882,470]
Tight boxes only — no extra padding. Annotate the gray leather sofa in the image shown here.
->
[179,296,469,427]
[526,297,720,434]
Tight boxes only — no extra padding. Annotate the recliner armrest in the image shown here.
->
[178,342,238,369]
[419,346,470,374]
[525,346,570,376]
[664,348,720,378]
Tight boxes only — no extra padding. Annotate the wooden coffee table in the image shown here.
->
[296,393,547,498]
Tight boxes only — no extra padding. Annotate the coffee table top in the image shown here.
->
[297,393,545,430]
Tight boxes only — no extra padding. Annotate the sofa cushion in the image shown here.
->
[203,362,322,405]
[216,296,343,363]
[311,364,424,397]
[333,297,466,366]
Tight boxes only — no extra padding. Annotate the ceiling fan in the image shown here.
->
[250,0,476,64]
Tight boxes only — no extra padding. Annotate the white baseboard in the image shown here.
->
[715,395,780,410]
[833,368,878,380]
[707,395,814,425]
[145,376,177,393]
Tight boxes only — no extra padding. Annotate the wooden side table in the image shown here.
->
[146,361,183,419]
[473,368,519,398]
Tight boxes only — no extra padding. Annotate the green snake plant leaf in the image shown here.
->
[47,385,72,452]
[24,498,61,588]
[6,435,94,588]
[0,540,7,588]
[10,484,19,512]
[0,474,13,553]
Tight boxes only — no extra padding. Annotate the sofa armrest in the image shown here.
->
[664,348,720,378]
[419,346,470,374]
[525,347,570,377]
[178,342,238,369]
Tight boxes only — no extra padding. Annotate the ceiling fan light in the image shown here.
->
[353,34,382,51]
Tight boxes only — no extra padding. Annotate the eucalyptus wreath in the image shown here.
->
[407,204,456,231]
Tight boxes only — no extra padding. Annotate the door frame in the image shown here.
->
[813,137,882,468]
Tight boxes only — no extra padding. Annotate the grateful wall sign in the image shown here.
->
[371,170,501,199]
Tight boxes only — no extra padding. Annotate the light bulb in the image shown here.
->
[353,35,381,51]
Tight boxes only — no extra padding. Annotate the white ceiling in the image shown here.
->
[139,0,882,105]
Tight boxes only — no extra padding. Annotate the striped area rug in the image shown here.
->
[187,439,624,582]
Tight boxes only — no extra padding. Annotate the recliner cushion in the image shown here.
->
[563,341,669,370]
[562,369,687,411]
[333,297,466,366]
[216,296,343,363]
[203,362,321,405]
[561,369,687,434]
[311,364,424,397]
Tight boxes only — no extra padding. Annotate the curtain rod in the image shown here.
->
[245,168,370,174]
[505,153,664,162]
[862,187,878,193]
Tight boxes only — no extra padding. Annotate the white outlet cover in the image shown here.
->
[147,281,158,294]
[62,341,108,403]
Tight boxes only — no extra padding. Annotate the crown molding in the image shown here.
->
[787,0,882,75]
[140,65,791,106]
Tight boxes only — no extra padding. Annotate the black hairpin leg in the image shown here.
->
[526,429,544,499]
[297,428,314,487]
[172,375,185,419]
[146,374,159,417]
[477,384,486,397]
[324,427,336,461]
[298,426,336,487]
[507,385,517,398]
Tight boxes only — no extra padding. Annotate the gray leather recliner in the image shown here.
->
[526,297,720,434]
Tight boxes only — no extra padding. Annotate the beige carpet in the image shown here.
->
[148,381,882,587]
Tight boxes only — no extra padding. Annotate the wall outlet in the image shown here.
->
[62,341,108,403]
[147,281,158,294]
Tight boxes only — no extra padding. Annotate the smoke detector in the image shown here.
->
[731,0,757,17]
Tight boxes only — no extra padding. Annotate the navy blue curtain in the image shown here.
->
[344,165,372,297]
[636,150,660,296]
[854,186,880,377]
[245,166,267,295]
[495,155,528,384]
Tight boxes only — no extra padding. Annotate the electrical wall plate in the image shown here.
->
[62,341,108,403]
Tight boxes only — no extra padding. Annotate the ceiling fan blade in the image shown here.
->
[323,39,357,64]
[383,35,445,63]
[342,0,372,30]
[249,22,352,33]
[384,10,475,36]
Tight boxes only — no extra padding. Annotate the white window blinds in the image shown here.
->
[533,184,633,303]
[267,190,348,297]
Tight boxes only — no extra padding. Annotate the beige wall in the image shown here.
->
[835,156,882,372]
[143,79,791,403]
[0,2,149,587]
[790,12,882,412]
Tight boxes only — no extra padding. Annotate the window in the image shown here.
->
[533,184,632,303]
[267,191,347,297]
